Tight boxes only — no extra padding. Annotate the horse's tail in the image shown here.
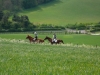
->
[41,40,44,42]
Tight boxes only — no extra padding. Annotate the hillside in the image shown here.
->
[19,0,100,25]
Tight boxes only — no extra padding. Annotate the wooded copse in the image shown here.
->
[0,11,65,32]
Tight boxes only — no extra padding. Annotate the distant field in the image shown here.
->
[19,0,100,25]
[0,33,100,46]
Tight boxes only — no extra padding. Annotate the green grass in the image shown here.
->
[0,39,100,75]
[0,33,100,46]
[18,0,100,25]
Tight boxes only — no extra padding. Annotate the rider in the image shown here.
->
[33,32,38,41]
[52,33,57,42]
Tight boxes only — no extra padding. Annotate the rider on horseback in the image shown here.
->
[52,33,57,42]
[33,32,38,41]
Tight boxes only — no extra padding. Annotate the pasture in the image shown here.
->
[0,33,100,46]
[19,0,100,25]
[0,34,100,75]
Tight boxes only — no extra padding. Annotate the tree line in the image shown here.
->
[0,0,55,12]
[0,10,100,32]
[65,23,100,32]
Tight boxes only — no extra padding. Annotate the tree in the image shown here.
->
[12,14,21,22]
[3,0,13,10]
[0,0,55,11]
[22,0,38,9]
[0,10,3,21]
[20,15,30,28]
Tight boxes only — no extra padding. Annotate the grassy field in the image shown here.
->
[18,0,100,25]
[0,33,100,46]
[0,37,100,75]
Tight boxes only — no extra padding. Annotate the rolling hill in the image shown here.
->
[19,0,100,25]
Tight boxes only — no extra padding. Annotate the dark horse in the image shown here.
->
[26,35,44,43]
[44,36,64,44]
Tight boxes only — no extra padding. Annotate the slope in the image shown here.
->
[19,0,100,25]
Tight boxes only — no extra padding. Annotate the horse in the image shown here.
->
[44,36,64,44]
[26,35,44,43]
[38,38,44,43]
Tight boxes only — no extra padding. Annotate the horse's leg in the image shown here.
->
[40,40,43,43]
[30,40,31,44]
[32,40,34,43]
[51,42,53,45]
[34,39,38,43]
[39,40,41,43]
[42,40,44,43]
[57,42,59,44]
[62,40,64,44]
[55,42,57,44]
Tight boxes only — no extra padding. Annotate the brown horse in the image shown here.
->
[26,35,44,43]
[44,36,64,44]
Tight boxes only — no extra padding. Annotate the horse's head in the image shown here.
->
[26,35,32,39]
[26,35,29,39]
[44,36,48,40]
[44,36,52,41]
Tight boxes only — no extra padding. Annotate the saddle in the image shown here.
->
[53,39,57,42]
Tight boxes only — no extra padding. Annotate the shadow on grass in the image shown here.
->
[20,0,63,13]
